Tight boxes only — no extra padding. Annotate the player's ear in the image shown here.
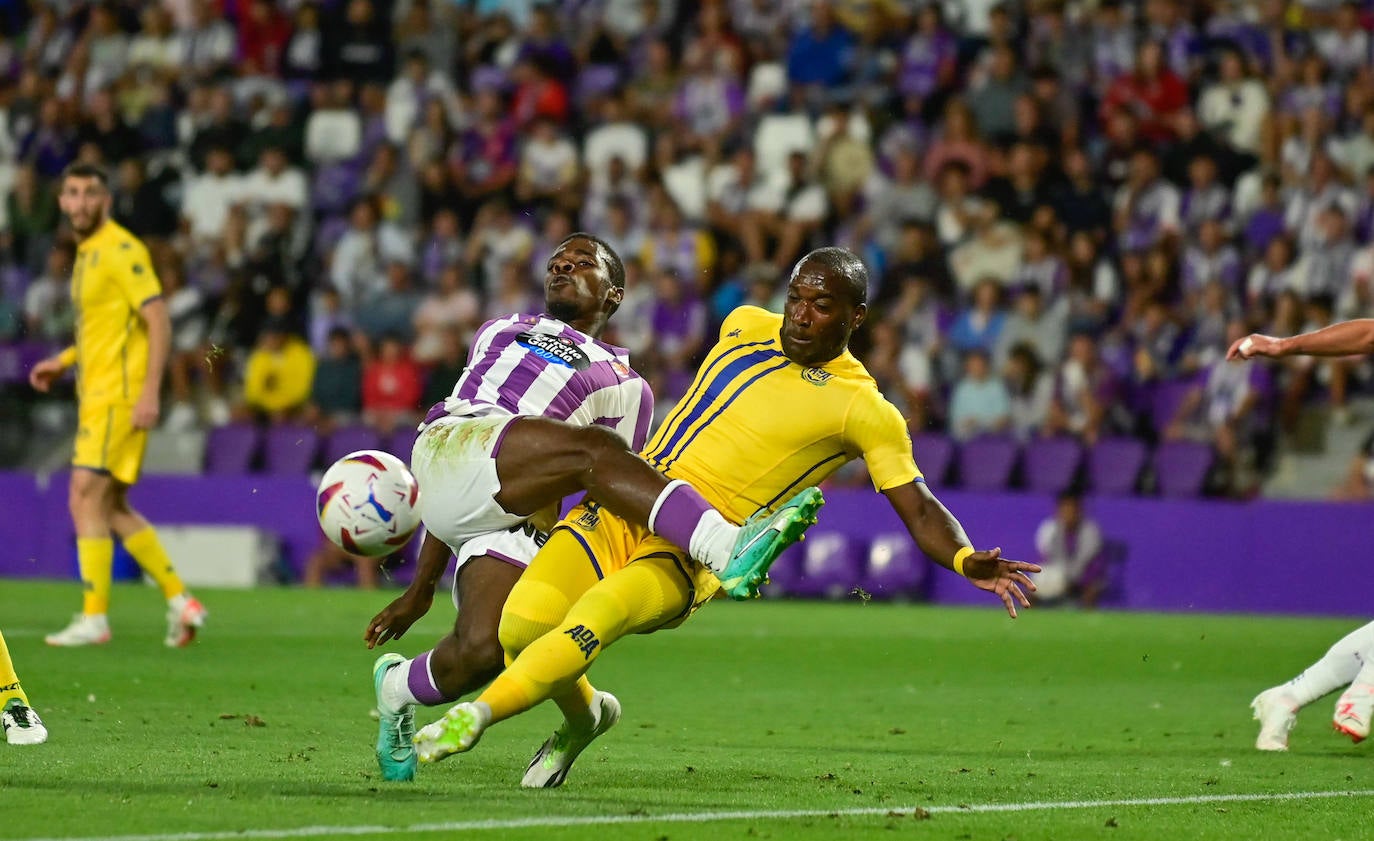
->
[607,284,625,308]
[851,302,867,331]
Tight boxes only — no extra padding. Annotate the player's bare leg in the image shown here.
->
[494,418,821,598]
[372,555,521,781]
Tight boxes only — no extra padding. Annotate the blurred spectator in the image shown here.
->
[1046,332,1120,445]
[4,165,59,274]
[1331,430,1374,501]
[1005,342,1053,442]
[516,118,579,210]
[178,0,238,82]
[358,261,423,343]
[305,81,363,165]
[646,268,707,397]
[361,333,424,433]
[385,49,458,147]
[419,327,468,409]
[1100,40,1189,145]
[162,259,214,431]
[238,316,316,424]
[948,349,1011,441]
[947,277,1006,359]
[329,0,394,86]
[303,326,363,429]
[412,264,481,363]
[303,540,378,589]
[283,3,327,82]
[1033,491,1106,607]
[996,285,1065,371]
[77,90,140,170]
[22,243,74,343]
[785,2,855,98]
[1198,48,1269,162]
[1165,320,1272,495]
[330,196,411,310]
[113,158,178,244]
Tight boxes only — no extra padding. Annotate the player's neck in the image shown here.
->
[75,216,108,245]
[563,313,607,339]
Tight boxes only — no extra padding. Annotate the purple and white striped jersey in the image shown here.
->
[421,313,655,450]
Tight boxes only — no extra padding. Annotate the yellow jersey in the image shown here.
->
[643,306,921,524]
[70,219,162,405]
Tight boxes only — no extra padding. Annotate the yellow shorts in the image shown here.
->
[555,500,721,633]
[73,401,147,485]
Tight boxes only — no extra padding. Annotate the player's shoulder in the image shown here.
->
[719,305,783,344]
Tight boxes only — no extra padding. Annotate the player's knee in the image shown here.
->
[498,610,555,660]
[68,473,110,517]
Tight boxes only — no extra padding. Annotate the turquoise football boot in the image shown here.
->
[718,487,824,600]
[373,653,417,781]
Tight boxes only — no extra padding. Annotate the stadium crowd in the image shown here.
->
[3,0,1374,495]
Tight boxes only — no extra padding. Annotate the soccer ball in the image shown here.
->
[316,450,422,558]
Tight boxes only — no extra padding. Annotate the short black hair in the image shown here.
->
[61,162,109,188]
[797,246,869,306]
[559,232,625,291]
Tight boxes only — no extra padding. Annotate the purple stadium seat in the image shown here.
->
[958,434,1020,491]
[787,532,865,600]
[912,432,954,486]
[1,266,31,299]
[1022,436,1084,494]
[1153,440,1215,498]
[203,423,260,474]
[858,533,925,601]
[261,424,321,475]
[383,427,419,463]
[322,425,382,467]
[1086,437,1147,496]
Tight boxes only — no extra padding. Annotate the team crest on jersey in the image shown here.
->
[515,331,591,370]
[802,367,833,386]
[575,502,601,530]
[610,360,630,378]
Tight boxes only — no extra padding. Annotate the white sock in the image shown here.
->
[1350,657,1374,691]
[380,659,420,711]
[691,512,738,575]
[1281,620,1374,706]
[168,593,190,613]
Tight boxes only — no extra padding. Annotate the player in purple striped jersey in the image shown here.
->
[364,233,822,782]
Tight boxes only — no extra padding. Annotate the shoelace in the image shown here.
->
[5,706,34,727]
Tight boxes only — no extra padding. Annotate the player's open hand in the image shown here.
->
[962,547,1040,619]
[132,392,160,430]
[1226,333,1280,361]
[28,357,65,393]
[365,588,433,649]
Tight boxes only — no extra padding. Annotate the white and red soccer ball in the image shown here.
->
[316,450,422,558]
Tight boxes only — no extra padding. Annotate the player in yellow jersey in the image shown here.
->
[411,247,1042,784]
[28,163,207,648]
[1,630,47,744]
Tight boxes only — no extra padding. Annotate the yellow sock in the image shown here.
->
[0,631,29,708]
[480,560,683,723]
[78,536,114,615]
[122,527,185,600]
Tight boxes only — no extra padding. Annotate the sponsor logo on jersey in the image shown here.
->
[575,502,601,531]
[727,328,742,338]
[564,624,601,659]
[516,331,592,370]
[802,367,833,386]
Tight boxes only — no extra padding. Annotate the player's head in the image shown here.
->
[58,163,111,238]
[543,233,625,333]
[780,247,868,367]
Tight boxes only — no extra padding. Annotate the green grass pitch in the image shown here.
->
[3,579,1371,841]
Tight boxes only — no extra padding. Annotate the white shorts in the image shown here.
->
[409,414,530,556]
[448,520,549,610]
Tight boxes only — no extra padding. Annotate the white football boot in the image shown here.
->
[2,700,47,745]
[1251,687,1299,751]
[45,614,111,647]
[522,691,621,788]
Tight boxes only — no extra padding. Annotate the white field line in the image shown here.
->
[19,788,1374,841]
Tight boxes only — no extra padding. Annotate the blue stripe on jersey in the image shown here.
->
[646,347,784,466]
[647,340,777,459]
[762,451,849,510]
[657,358,792,472]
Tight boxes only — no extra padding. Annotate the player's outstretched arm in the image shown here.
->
[1228,318,1374,361]
[882,481,1040,618]
[364,530,447,649]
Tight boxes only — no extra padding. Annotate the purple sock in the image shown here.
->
[648,480,714,551]
[406,651,449,706]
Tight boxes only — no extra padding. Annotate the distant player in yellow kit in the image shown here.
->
[1,631,46,744]
[29,163,207,648]
[413,247,1041,784]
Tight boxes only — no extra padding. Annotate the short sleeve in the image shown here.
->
[843,387,921,492]
[114,240,162,309]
